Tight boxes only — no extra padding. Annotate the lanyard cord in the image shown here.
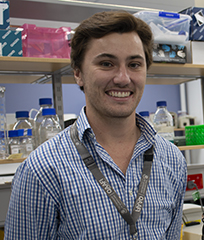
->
[70,123,154,237]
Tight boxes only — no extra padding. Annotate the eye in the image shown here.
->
[100,61,113,67]
[129,62,141,69]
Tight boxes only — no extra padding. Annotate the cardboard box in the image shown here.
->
[153,43,186,63]
[180,7,204,41]
[0,29,22,57]
[0,1,9,29]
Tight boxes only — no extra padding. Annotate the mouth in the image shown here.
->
[106,91,132,98]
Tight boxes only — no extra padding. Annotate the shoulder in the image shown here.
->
[14,127,76,195]
[153,134,187,179]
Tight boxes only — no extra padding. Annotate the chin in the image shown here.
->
[107,109,135,119]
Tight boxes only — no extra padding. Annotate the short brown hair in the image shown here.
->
[71,10,153,71]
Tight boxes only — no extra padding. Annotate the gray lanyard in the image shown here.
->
[70,123,153,239]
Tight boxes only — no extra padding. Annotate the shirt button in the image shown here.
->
[129,190,133,196]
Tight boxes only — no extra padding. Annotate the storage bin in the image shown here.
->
[134,11,191,44]
[185,125,204,145]
[21,24,71,58]
[180,7,204,41]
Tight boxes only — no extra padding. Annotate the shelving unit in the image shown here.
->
[1,57,204,84]
[0,158,25,164]
[178,145,204,151]
[0,56,204,150]
[0,56,74,84]
[147,63,204,85]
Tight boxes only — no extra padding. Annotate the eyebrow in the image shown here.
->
[95,53,117,60]
[95,53,145,61]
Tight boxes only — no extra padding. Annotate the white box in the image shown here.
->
[191,41,204,64]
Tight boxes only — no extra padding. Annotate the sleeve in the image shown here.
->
[4,161,59,240]
[166,154,187,239]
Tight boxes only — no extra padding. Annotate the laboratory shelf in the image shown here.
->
[147,63,204,85]
[0,158,26,164]
[0,56,74,84]
[178,145,204,151]
[0,56,204,84]
[0,56,68,71]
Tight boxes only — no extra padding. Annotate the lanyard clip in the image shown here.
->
[132,232,138,240]
[130,225,137,238]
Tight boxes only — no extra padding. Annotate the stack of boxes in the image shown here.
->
[134,11,191,63]
[180,7,204,64]
[134,7,204,64]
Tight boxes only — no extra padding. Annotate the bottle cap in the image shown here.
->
[8,130,18,138]
[39,98,52,106]
[0,130,5,138]
[156,101,167,107]
[139,111,149,117]
[27,129,32,136]
[18,129,32,137]
[16,111,29,119]
[42,108,56,116]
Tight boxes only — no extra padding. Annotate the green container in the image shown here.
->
[185,125,204,145]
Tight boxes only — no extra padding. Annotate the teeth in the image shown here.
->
[108,91,131,97]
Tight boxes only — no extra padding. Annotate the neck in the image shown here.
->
[86,110,140,174]
[92,116,138,143]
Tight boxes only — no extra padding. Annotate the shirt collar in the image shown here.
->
[135,113,156,146]
[76,106,92,141]
[76,106,156,145]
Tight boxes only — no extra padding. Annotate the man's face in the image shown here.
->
[74,31,147,121]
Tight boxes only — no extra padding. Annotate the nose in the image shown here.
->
[113,65,131,86]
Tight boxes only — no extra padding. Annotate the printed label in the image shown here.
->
[195,10,204,26]
[46,131,59,139]
[10,145,20,154]
[26,143,33,152]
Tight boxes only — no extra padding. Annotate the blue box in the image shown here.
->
[0,29,22,57]
[180,7,204,41]
[0,1,9,29]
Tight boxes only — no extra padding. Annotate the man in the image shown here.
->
[4,11,187,239]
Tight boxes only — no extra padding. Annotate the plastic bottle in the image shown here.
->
[34,98,53,147]
[153,101,174,143]
[0,86,8,159]
[0,130,7,159]
[18,129,34,158]
[13,111,33,130]
[8,129,22,155]
[139,111,152,125]
[38,108,62,145]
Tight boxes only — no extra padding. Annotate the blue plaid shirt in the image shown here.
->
[4,106,187,240]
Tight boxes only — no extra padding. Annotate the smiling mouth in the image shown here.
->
[107,91,131,98]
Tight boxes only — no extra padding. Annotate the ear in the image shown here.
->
[74,68,84,87]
